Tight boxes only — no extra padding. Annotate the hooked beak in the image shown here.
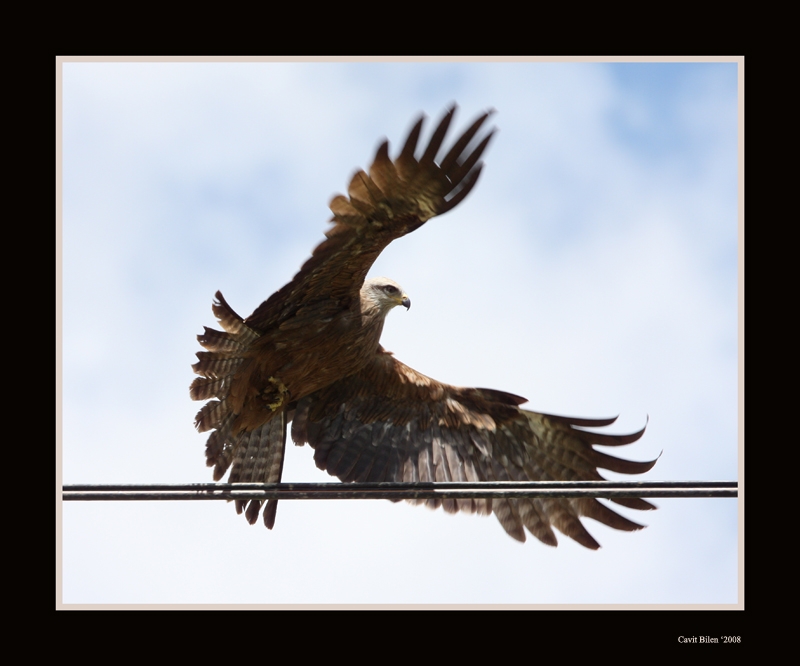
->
[401,294,411,310]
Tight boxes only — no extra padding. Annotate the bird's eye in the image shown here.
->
[383,285,398,294]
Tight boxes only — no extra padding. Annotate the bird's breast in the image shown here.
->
[240,306,385,417]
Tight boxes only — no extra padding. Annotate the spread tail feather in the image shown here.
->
[192,292,286,527]
[230,413,287,527]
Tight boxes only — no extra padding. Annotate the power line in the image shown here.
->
[63,481,738,502]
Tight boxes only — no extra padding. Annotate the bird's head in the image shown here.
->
[362,277,411,314]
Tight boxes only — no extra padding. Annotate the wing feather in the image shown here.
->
[292,351,657,549]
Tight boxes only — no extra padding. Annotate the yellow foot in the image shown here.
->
[263,376,290,411]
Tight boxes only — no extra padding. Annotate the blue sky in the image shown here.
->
[60,60,739,605]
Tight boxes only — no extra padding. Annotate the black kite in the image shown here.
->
[191,106,656,548]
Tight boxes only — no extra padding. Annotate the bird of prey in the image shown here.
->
[191,105,656,548]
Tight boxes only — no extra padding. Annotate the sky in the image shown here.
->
[59,60,740,606]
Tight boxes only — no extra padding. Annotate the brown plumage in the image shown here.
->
[191,105,657,546]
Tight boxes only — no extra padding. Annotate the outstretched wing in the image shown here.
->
[245,105,495,331]
[291,351,657,549]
